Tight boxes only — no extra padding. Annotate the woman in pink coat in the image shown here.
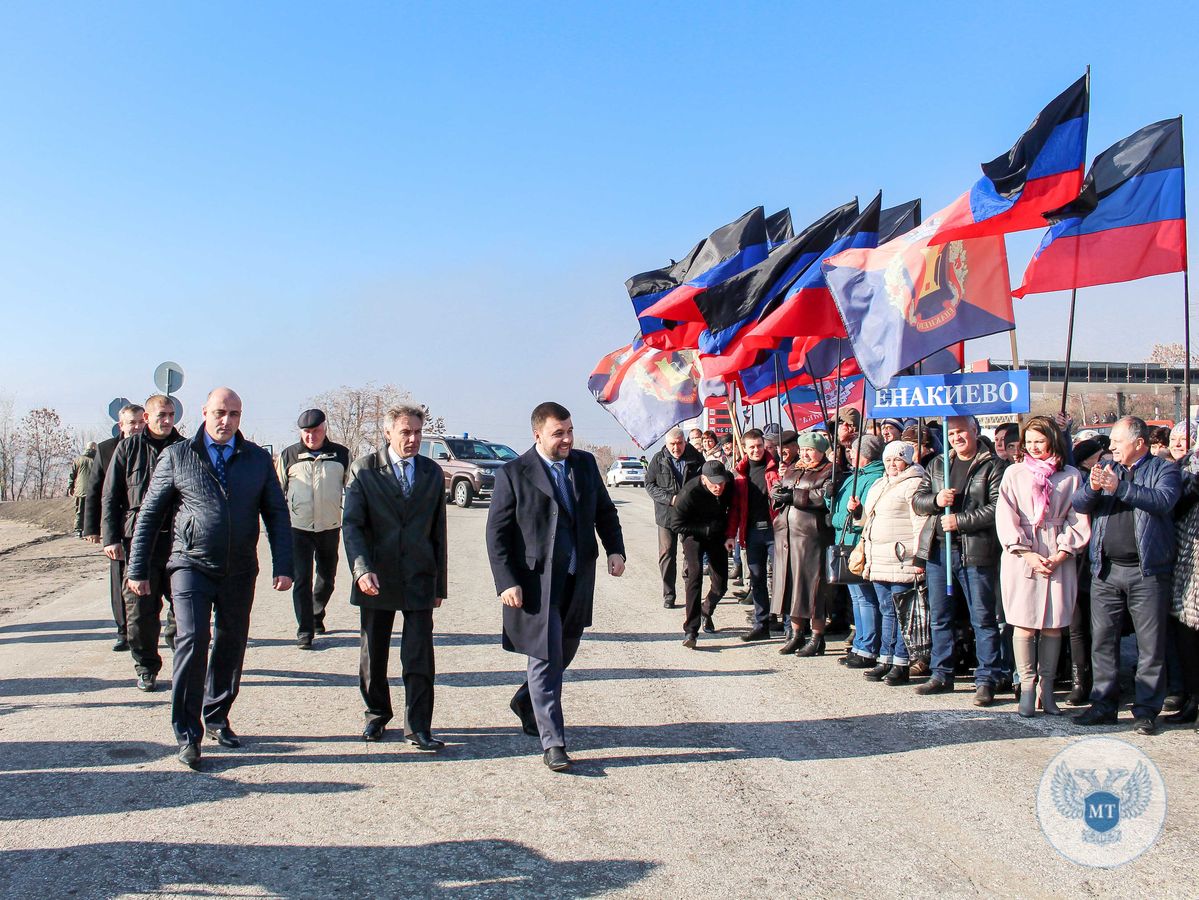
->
[996,416,1091,717]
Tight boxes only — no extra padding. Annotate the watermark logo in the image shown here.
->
[1037,737,1167,867]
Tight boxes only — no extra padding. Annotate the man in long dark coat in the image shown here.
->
[343,404,448,750]
[485,401,625,772]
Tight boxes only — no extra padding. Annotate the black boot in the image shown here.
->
[1162,696,1199,724]
[864,663,891,681]
[1067,665,1091,706]
[883,665,910,686]
[795,634,826,657]
[778,633,805,654]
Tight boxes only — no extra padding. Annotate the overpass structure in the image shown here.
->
[987,358,1199,420]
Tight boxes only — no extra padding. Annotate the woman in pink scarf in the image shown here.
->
[995,416,1091,717]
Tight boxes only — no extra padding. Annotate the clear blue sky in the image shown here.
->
[2,1,1195,451]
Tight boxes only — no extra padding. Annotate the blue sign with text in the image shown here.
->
[866,370,1031,419]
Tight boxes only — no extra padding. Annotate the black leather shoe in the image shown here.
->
[973,684,996,707]
[702,615,716,634]
[113,637,129,652]
[1162,694,1185,713]
[1067,666,1092,706]
[741,626,771,642]
[845,654,876,669]
[205,725,241,748]
[509,696,539,737]
[864,663,891,681]
[314,622,327,635]
[1162,697,1198,724]
[1074,706,1118,727]
[681,634,697,649]
[406,731,445,751]
[778,634,804,654]
[915,677,953,696]
[543,746,571,772]
[297,635,313,650]
[136,672,157,692]
[663,598,677,609]
[993,676,1013,695]
[362,720,386,742]
[178,743,201,770]
[883,665,910,686]
[1133,716,1157,736]
[795,634,826,657]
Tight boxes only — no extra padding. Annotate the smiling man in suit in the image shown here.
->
[485,401,625,772]
[342,404,448,751]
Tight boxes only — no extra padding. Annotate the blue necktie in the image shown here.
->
[551,462,574,515]
[395,459,413,497]
[213,444,229,489]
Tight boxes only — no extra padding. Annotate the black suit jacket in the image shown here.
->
[486,447,624,660]
[342,450,448,611]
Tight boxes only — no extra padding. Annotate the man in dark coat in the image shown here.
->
[84,403,146,650]
[342,404,448,750]
[127,388,292,770]
[486,401,625,772]
[102,395,185,690]
[667,460,734,648]
[644,428,704,608]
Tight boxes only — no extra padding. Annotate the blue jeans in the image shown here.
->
[848,580,881,658]
[924,546,1002,685]
[876,582,911,665]
[746,526,774,629]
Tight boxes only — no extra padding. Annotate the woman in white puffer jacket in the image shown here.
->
[859,441,931,685]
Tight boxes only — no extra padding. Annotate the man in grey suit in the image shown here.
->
[342,404,448,750]
[485,401,625,772]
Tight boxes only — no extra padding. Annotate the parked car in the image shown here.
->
[486,441,518,461]
[418,436,502,507]
[606,458,646,488]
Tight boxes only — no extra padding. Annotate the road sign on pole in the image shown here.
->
[153,361,185,395]
[107,397,131,421]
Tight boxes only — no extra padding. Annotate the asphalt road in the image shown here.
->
[0,488,1194,898]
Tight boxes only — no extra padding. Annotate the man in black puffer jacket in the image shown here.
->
[667,460,734,648]
[912,415,1008,706]
[128,387,293,770]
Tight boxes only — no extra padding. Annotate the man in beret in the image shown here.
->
[667,460,735,648]
[276,409,351,648]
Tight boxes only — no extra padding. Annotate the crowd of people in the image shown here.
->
[646,412,1199,737]
[65,389,1198,773]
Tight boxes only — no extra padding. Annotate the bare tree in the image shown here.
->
[583,443,617,473]
[19,408,75,499]
[1148,343,1199,367]
[305,383,447,458]
[0,394,18,501]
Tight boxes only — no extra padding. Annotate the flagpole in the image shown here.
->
[1057,66,1092,420]
[1181,114,1192,448]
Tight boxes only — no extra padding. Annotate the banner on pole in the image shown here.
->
[866,370,1030,419]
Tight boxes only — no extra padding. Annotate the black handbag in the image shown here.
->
[825,541,863,585]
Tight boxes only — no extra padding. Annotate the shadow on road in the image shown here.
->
[0,839,657,898]
[241,666,774,690]
[0,618,112,635]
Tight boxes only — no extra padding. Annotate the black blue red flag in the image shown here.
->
[1015,117,1185,297]
[928,75,1089,245]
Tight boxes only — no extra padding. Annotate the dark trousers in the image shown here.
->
[1090,560,1169,719]
[123,551,171,676]
[109,557,127,637]
[170,568,256,744]
[925,547,1002,685]
[291,527,341,637]
[657,526,680,602]
[746,526,773,629]
[359,606,435,734]
[681,534,728,636]
[514,578,579,750]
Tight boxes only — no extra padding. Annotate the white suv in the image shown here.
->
[606,459,646,488]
